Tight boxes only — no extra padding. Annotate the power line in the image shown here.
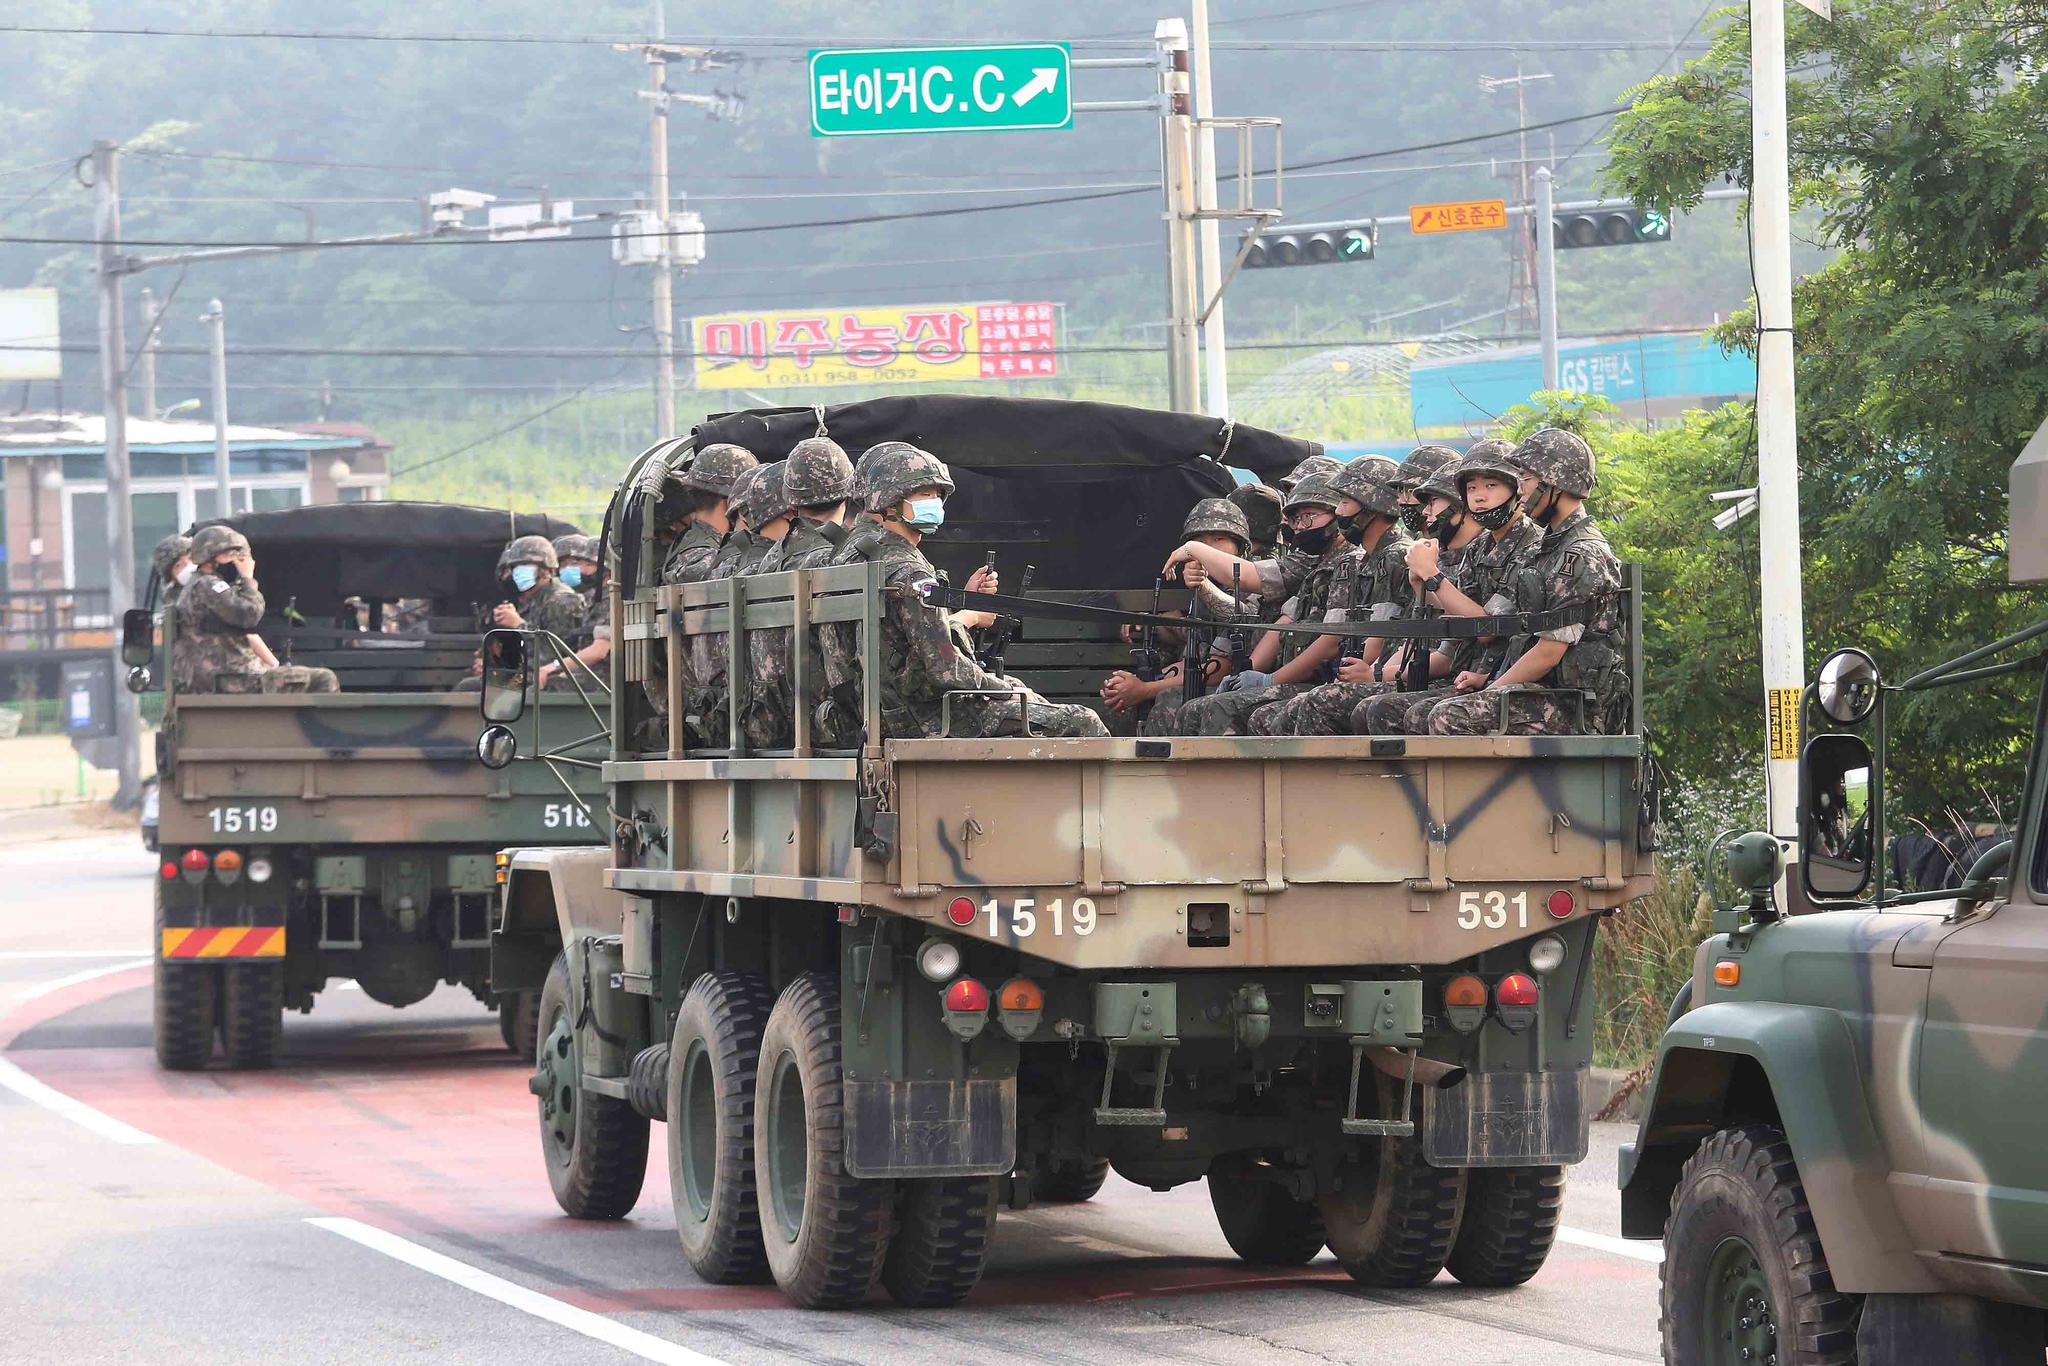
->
[389,373,628,476]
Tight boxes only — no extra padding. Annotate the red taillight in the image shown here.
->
[180,848,210,874]
[1546,889,1576,919]
[944,978,990,1013]
[946,896,978,927]
[1497,973,1540,1008]
[159,861,178,880]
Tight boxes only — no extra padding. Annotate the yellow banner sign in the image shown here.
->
[1408,198,1509,235]
[690,301,1059,390]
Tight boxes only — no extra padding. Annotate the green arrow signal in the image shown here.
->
[1637,209,1670,239]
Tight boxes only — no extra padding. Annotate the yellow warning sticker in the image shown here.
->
[1767,687,1802,760]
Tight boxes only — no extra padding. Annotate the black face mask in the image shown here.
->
[1398,502,1428,534]
[1470,500,1518,532]
[1430,508,1462,547]
[215,560,240,584]
[1335,511,1369,545]
[1522,484,1563,527]
[1288,522,1335,555]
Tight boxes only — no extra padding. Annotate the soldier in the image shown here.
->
[1423,428,1627,737]
[1159,472,1357,735]
[708,465,769,578]
[1277,452,1342,496]
[459,535,586,691]
[1358,439,1546,734]
[1226,482,1284,562]
[1387,444,1461,536]
[741,441,855,748]
[662,442,758,585]
[538,534,610,692]
[153,533,193,607]
[1249,456,1417,735]
[688,462,789,746]
[172,525,338,695]
[819,442,1107,741]
[1101,497,1260,728]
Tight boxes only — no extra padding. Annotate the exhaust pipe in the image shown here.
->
[1362,1045,1466,1090]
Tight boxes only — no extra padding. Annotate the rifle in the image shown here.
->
[1131,576,1166,684]
[1223,561,1253,676]
[977,557,1034,676]
[1180,567,1213,706]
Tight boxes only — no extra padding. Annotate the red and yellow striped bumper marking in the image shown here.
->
[160,926,286,959]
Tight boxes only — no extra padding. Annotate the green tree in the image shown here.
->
[1602,0,2048,820]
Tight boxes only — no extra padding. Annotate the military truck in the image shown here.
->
[483,395,1659,1308]
[129,501,606,1071]
[1620,427,2048,1364]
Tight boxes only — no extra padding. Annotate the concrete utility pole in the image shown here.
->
[201,299,231,516]
[1189,0,1229,418]
[92,139,142,809]
[645,0,677,442]
[1750,0,1808,849]
[138,285,159,417]
[1534,166,1559,389]
[1154,20,1200,413]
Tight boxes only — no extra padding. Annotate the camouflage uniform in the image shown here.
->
[1425,430,1627,736]
[1251,458,1416,735]
[1388,444,1461,536]
[818,443,1107,742]
[1127,499,1257,736]
[152,533,191,610]
[456,535,584,692]
[742,439,854,749]
[662,442,757,585]
[172,527,337,695]
[690,462,787,746]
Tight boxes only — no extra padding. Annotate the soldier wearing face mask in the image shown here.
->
[153,534,194,608]
[1387,444,1461,538]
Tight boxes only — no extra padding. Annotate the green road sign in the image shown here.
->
[809,44,1073,138]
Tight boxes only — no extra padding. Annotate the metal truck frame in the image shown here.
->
[487,399,1660,1310]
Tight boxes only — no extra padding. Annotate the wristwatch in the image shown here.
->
[1421,572,1446,594]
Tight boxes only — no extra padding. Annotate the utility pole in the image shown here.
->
[1750,0,1808,850]
[1534,166,1558,389]
[138,285,159,417]
[1481,65,1552,329]
[202,299,231,517]
[92,139,142,810]
[645,0,677,442]
[1190,0,1229,418]
[1154,20,1200,413]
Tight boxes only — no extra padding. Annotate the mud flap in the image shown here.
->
[1424,1066,1588,1167]
[843,1078,1017,1179]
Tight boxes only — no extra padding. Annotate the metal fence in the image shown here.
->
[0,588,115,655]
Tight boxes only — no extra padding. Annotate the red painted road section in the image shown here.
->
[6,972,1659,1315]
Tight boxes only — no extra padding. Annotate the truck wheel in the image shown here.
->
[668,971,774,1284]
[882,1178,999,1307]
[153,959,217,1071]
[1209,1164,1326,1265]
[219,962,284,1069]
[535,952,649,1220]
[1661,1125,1857,1366]
[1445,1165,1564,1287]
[754,971,894,1309]
[499,991,540,1060]
[1319,1078,1465,1288]
[1035,1157,1111,1204]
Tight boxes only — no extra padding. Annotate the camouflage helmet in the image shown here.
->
[681,442,758,497]
[551,533,596,565]
[862,440,955,514]
[725,464,766,528]
[750,461,796,526]
[1512,428,1595,498]
[1330,454,1401,517]
[784,436,855,507]
[1457,437,1522,493]
[1279,452,1342,492]
[1226,482,1283,549]
[496,534,558,576]
[1282,471,1341,514]
[1391,444,1460,492]
[1182,497,1251,548]
[152,533,192,580]
[1416,458,1468,505]
[188,525,250,565]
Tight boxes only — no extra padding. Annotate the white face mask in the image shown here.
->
[175,563,197,586]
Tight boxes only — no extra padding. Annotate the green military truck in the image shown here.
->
[1621,428,2048,1364]
[131,501,606,1071]
[483,395,1660,1308]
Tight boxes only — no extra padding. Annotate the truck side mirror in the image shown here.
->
[477,723,519,770]
[1801,732,1874,899]
[1815,647,1881,725]
[125,665,154,695]
[120,608,156,667]
[480,628,528,723]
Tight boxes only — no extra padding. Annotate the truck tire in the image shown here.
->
[881,1177,999,1307]
[536,952,649,1220]
[1319,1077,1465,1288]
[219,962,285,1069]
[153,959,217,1071]
[1209,1168,1327,1266]
[753,971,894,1309]
[668,971,774,1284]
[499,990,540,1060]
[1661,1125,1856,1366]
[1035,1157,1111,1204]
[1445,1165,1564,1287]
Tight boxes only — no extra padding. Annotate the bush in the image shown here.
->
[1593,865,1708,1071]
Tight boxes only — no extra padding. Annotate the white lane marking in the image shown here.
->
[13,958,150,1002]
[1557,1226,1664,1264]
[308,1217,731,1366]
[0,950,151,960]
[0,1056,158,1146]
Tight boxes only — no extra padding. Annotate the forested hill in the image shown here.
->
[2,0,1751,434]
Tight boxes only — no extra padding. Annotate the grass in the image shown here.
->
[1592,864,1709,1073]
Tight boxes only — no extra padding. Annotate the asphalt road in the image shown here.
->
[0,832,1665,1365]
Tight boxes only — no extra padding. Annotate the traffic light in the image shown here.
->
[1242,223,1376,268]
[1548,204,1671,250]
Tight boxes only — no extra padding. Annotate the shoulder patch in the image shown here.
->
[208,579,230,593]
[1559,550,1580,577]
